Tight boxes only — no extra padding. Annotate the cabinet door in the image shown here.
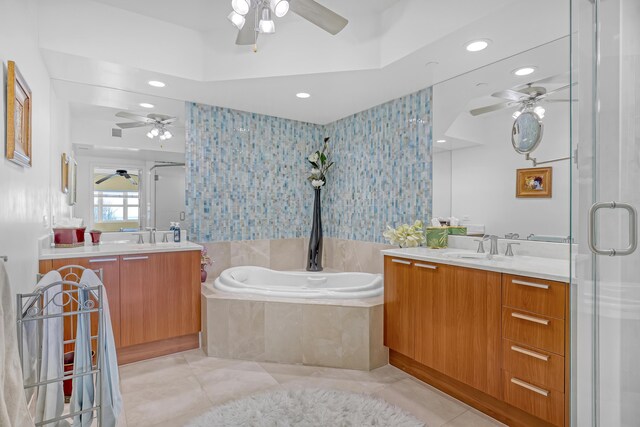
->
[432,266,501,397]
[119,254,155,347]
[50,256,121,349]
[383,256,415,358]
[120,251,200,347]
[412,261,440,369]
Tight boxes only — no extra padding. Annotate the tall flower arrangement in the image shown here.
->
[307,137,334,188]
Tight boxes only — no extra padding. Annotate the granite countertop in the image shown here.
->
[40,241,202,260]
[381,247,572,283]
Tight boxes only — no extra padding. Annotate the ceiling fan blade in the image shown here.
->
[128,178,138,186]
[116,111,155,123]
[492,90,528,102]
[236,4,257,45]
[95,174,117,185]
[123,173,132,179]
[470,102,514,116]
[544,99,576,103]
[290,0,348,35]
[116,122,148,129]
[543,84,573,97]
[159,117,177,125]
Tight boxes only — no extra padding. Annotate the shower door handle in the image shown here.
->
[588,201,638,256]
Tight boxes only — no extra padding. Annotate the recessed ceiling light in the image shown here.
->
[436,139,446,143]
[513,66,536,76]
[296,92,311,99]
[465,39,490,52]
[139,102,154,108]
[148,80,166,88]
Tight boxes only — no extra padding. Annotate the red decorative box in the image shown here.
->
[53,227,86,248]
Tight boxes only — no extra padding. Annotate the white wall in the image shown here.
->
[0,0,72,296]
[449,104,572,239]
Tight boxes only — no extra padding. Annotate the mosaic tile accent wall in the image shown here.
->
[186,102,323,241]
[324,88,433,242]
[186,87,432,243]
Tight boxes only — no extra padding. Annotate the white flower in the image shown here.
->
[310,168,320,175]
[311,179,324,188]
[308,153,319,163]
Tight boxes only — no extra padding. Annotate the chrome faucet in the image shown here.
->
[489,235,499,255]
[146,227,156,244]
[475,235,490,253]
[505,242,520,257]
[133,233,144,244]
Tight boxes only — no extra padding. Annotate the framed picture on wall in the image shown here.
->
[61,153,69,193]
[516,167,552,198]
[6,60,32,167]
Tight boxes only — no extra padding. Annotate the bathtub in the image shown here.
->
[213,266,383,299]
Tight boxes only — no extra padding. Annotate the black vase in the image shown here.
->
[307,187,323,271]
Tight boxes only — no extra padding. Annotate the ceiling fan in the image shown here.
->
[95,169,138,186]
[229,0,348,50]
[115,111,177,141]
[470,82,572,118]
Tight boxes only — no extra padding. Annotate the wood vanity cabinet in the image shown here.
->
[39,249,201,365]
[384,256,570,427]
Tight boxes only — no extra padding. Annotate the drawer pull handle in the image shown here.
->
[511,345,550,361]
[415,263,437,270]
[391,259,411,265]
[122,256,149,261]
[89,258,117,263]
[511,377,550,397]
[511,312,550,325]
[512,279,550,290]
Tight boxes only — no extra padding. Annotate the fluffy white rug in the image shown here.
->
[186,388,425,427]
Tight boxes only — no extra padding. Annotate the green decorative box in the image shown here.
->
[426,227,448,249]
[447,226,467,236]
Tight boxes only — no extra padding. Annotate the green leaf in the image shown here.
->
[320,153,327,164]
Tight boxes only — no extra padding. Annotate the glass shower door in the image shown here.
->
[572,0,640,425]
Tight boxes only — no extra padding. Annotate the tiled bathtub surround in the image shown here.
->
[186,87,433,244]
[201,286,387,371]
[200,237,394,280]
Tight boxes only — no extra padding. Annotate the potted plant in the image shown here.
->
[200,247,213,282]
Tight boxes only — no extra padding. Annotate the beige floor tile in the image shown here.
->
[196,364,280,406]
[311,364,409,384]
[119,354,191,394]
[374,378,467,427]
[442,410,507,427]
[123,375,211,427]
[279,374,388,394]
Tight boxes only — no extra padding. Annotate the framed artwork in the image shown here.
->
[516,167,552,198]
[6,61,32,167]
[61,153,69,193]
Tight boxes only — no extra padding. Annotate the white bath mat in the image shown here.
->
[185,388,425,427]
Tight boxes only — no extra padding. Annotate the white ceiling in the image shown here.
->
[39,0,571,156]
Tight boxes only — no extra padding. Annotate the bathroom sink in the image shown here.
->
[442,252,489,259]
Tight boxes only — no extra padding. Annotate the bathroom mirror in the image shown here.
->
[511,111,544,154]
[432,37,573,243]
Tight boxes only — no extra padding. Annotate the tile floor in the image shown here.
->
[116,349,506,427]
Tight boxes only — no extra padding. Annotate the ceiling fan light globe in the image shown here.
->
[259,8,275,33]
[151,128,160,136]
[512,111,522,119]
[163,131,172,139]
[146,132,154,139]
[159,134,166,141]
[231,0,250,15]
[270,0,289,17]
[534,106,546,118]
[228,11,246,30]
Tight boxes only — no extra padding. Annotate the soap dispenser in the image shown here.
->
[173,222,181,243]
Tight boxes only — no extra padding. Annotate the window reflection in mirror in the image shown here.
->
[92,167,142,232]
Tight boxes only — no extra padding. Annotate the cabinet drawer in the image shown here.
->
[503,339,564,392]
[503,274,566,319]
[503,371,565,427]
[502,308,565,355]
